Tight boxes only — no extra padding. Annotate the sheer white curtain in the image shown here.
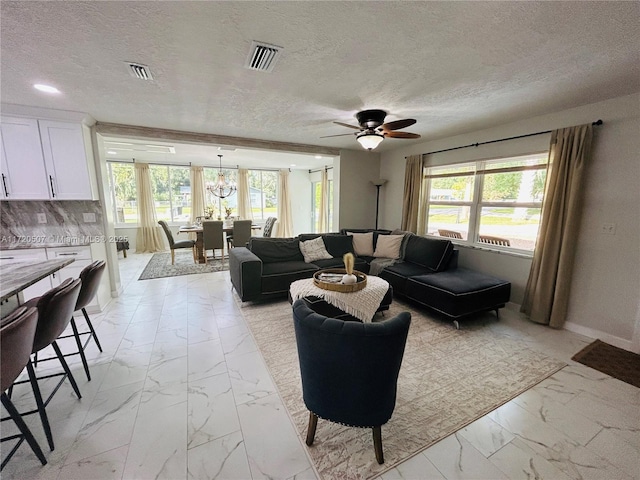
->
[276,169,293,237]
[237,168,253,220]
[134,162,164,252]
[190,166,205,222]
[189,165,205,240]
[318,168,329,232]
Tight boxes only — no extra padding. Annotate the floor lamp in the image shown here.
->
[372,179,387,230]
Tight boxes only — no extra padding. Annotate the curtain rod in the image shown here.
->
[409,119,603,158]
[308,166,334,173]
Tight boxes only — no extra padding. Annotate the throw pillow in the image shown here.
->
[347,232,374,256]
[299,237,333,263]
[322,235,354,257]
[373,234,404,259]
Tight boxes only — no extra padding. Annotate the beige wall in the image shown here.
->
[380,93,640,352]
[336,149,381,230]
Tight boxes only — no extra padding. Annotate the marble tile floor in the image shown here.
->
[1,252,638,480]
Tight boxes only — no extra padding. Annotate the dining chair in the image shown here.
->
[1,306,47,469]
[202,220,225,262]
[227,219,252,250]
[263,217,277,237]
[52,260,106,381]
[17,278,82,451]
[292,300,411,464]
[158,220,196,265]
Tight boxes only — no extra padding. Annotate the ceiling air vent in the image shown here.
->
[244,41,283,73]
[126,62,153,80]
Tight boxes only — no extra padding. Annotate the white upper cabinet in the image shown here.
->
[0,116,51,199]
[39,120,92,200]
[0,116,93,200]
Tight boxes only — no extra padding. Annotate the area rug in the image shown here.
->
[572,339,640,388]
[138,252,228,280]
[238,299,566,479]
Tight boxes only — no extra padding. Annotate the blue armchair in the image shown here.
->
[292,300,411,464]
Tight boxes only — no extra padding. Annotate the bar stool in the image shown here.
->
[0,306,47,469]
[16,278,82,451]
[54,260,106,381]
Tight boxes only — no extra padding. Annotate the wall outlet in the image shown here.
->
[83,212,96,223]
[37,213,47,224]
[601,223,616,235]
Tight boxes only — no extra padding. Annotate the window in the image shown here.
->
[424,153,548,252]
[107,161,279,224]
[107,162,137,224]
[248,170,277,221]
[151,165,191,222]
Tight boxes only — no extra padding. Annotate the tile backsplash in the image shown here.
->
[0,200,105,249]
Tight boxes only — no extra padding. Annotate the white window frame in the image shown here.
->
[424,152,548,255]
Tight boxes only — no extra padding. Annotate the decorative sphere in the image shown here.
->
[341,274,357,284]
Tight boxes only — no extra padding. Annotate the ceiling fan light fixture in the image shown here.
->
[357,131,384,150]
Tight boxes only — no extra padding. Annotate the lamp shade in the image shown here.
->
[356,132,384,150]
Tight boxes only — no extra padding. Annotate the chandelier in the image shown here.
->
[206,154,236,198]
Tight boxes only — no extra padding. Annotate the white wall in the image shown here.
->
[380,93,640,352]
[289,169,312,235]
[336,149,382,229]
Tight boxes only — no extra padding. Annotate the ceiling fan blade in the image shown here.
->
[320,133,357,138]
[384,131,421,139]
[334,121,361,130]
[380,118,417,131]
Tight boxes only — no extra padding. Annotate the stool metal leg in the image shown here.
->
[70,318,91,381]
[26,360,54,451]
[51,342,82,399]
[1,393,47,469]
[82,308,102,352]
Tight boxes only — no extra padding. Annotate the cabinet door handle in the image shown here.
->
[0,257,15,260]
[49,175,56,198]
[1,174,8,197]
[58,252,78,256]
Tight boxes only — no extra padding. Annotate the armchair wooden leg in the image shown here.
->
[171,250,175,265]
[373,426,384,464]
[306,412,318,446]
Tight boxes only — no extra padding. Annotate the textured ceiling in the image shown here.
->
[1,1,639,162]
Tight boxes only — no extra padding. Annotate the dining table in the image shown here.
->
[178,221,261,264]
[0,258,75,317]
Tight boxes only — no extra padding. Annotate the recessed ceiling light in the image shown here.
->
[290,164,296,167]
[33,84,60,94]
[315,155,322,159]
[107,150,117,155]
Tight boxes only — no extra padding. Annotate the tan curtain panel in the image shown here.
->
[276,169,294,237]
[319,168,329,232]
[401,154,424,232]
[134,162,165,253]
[237,168,253,221]
[521,123,593,328]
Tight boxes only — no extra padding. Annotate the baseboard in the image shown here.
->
[564,321,634,352]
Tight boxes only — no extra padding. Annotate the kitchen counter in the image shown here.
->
[0,258,74,303]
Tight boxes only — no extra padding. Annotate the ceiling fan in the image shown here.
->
[322,109,421,150]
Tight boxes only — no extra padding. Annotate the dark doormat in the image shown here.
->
[572,339,640,388]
